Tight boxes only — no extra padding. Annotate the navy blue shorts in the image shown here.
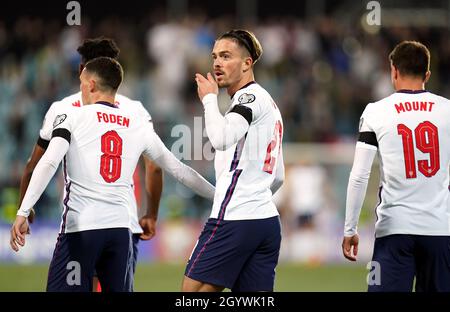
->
[185,216,281,291]
[368,234,450,292]
[46,228,133,292]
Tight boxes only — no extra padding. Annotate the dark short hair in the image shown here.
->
[218,29,263,64]
[84,57,123,92]
[77,37,120,64]
[389,41,430,79]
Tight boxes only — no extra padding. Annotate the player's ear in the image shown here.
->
[390,63,398,81]
[242,57,253,73]
[89,79,96,93]
[424,70,431,83]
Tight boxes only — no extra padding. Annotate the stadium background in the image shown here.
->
[1,0,448,291]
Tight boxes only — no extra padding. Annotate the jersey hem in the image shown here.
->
[209,211,280,221]
[375,230,450,238]
[61,223,131,234]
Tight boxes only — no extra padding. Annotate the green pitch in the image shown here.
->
[0,263,367,291]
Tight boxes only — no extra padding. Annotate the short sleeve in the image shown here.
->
[39,101,60,142]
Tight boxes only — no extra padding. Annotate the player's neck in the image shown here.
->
[86,93,116,106]
[394,79,426,92]
[227,72,255,96]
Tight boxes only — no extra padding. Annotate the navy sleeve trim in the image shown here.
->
[228,105,253,125]
[37,137,50,150]
[358,131,378,147]
[52,128,71,144]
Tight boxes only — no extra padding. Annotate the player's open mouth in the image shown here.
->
[215,71,224,78]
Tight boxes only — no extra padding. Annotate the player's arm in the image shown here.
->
[139,157,163,240]
[202,93,250,151]
[18,139,48,223]
[144,129,215,200]
[196,73,249,151]
[270,145,285,195]
[11,135,69,251]
[19,102,58,223]
[342,134,377,261]
[136,102,163,240]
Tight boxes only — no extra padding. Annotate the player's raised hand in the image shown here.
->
[139,215,157,240]
[195,72,218,102]
[10,215,29,252]
[342,234,359,261]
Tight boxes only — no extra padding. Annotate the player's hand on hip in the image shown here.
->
[10,216,29,252]
[195,72,218,102]
[139,215,157,240]
[342,234,359,261]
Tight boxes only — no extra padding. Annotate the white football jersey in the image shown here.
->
[52,102,172,233]
[359,90,450,237]
[39,92,152,233]
[211,82,283,220]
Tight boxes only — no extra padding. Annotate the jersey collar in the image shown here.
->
[396,89,428,94]
[230,81,256,99]
[95,101,118,108]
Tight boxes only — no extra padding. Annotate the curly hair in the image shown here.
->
[77,37,120,64]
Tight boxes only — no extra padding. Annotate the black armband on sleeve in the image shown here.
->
[52,128,71,144]
[228,105,253,125]
[37,137,50,150]
[358,131,378,147]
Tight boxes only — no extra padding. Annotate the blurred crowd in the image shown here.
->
[1,9,450,229]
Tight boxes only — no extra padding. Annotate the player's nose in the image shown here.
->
[213,58,222,68]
